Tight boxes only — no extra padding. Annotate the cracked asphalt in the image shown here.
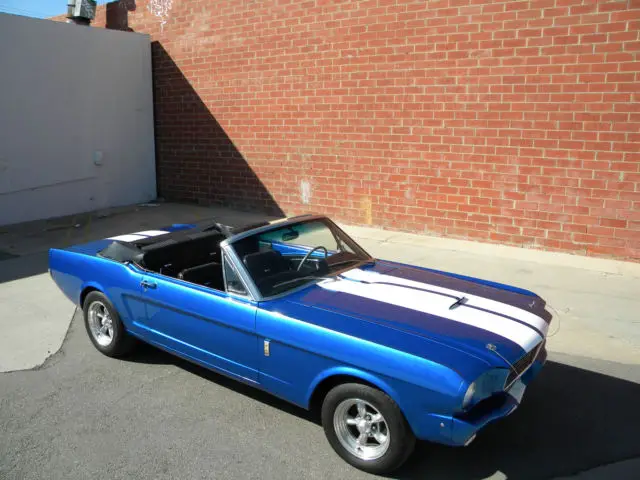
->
[1,309,639,480]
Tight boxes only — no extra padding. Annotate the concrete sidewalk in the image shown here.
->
[1,201,639,372]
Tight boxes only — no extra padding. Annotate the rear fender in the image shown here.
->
[49,248,144,328]
[79,280,109,306]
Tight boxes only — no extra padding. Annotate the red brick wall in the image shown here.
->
[55,0,640,260]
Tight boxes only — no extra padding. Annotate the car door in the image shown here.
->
[131,256,259,383]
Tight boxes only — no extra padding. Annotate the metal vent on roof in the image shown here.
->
[67,0,97,22]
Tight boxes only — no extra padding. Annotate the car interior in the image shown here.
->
[99,220,357,296]
[232,236,329,295]
[100,231,227,291]
[141,232,227,290]
[99,229,328,295]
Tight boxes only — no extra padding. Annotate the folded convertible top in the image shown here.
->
[96,216,273,265]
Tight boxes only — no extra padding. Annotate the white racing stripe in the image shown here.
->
[107,234,148,242]
[107,230,169,242]
[319,270,544,352]
[342,269,549,336]
[134,230,170,237]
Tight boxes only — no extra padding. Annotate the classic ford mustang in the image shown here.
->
[49,214,550,473]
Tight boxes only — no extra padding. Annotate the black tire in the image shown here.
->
[321,382,416,474]
[83,291,135,357]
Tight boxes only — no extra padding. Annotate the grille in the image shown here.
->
[505,342,542,389]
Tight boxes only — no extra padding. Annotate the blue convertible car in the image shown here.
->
[49,214,550,473]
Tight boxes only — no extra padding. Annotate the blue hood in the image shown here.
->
[265,260,550,375]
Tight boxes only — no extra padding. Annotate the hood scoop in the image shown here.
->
[449,296,469,310]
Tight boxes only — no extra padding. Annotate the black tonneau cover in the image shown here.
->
[97,217,270,265]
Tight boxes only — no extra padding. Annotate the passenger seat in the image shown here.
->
[178,262,224,290]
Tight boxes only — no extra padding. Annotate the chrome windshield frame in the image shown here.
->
[220,243,261,301]
[219,215,373,302]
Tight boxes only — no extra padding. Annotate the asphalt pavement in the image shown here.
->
[1,203,639,479]
[1,310,639,480]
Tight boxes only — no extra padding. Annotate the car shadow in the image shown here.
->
[395,360,640,479]
[125,342,316,424]
[124,343,640,479]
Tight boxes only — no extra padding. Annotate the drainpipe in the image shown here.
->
[66,0,97,25]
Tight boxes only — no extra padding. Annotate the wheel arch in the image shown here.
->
[306,367,401,414]
[79,282,105,307]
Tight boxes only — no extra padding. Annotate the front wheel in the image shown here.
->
[321,383,416,474]
[83,291,135,357]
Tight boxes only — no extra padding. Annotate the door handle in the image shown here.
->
[140,280,157,290]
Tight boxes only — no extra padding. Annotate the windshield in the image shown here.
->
[230,218,372,297]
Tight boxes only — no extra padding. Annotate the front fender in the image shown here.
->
[305,364,469,443]
[305,366,401,409]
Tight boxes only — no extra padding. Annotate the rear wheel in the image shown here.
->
[321,383,415,474]
[83,291,135,357]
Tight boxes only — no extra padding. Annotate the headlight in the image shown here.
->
[462,382,476,409]
[462,369,511,410]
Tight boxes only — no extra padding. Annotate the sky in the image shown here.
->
[0,1,109,19]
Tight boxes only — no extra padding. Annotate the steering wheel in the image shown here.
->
[297,246,328,272]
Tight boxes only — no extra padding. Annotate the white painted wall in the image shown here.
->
[0,13,156,226]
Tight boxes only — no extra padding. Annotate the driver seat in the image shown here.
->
[243,250,291,282]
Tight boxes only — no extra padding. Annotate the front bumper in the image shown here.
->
[451,350,547,446]
[449,383,522,446]
[412,349,547,446]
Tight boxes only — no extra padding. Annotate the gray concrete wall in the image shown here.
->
[0,13,156,226]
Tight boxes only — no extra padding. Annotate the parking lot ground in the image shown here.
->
[1,202,638,479]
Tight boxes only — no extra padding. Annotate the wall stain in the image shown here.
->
[300,180,311,205]
[361,196,372,225]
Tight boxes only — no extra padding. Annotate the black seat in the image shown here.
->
[243,250,290,281]
[141,233,224,276]
[178,261,224,290]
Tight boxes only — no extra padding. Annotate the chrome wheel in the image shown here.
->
[333,398,390,461]
[87,301,114,347]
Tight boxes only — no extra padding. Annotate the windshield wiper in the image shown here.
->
[329,258,375,269]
